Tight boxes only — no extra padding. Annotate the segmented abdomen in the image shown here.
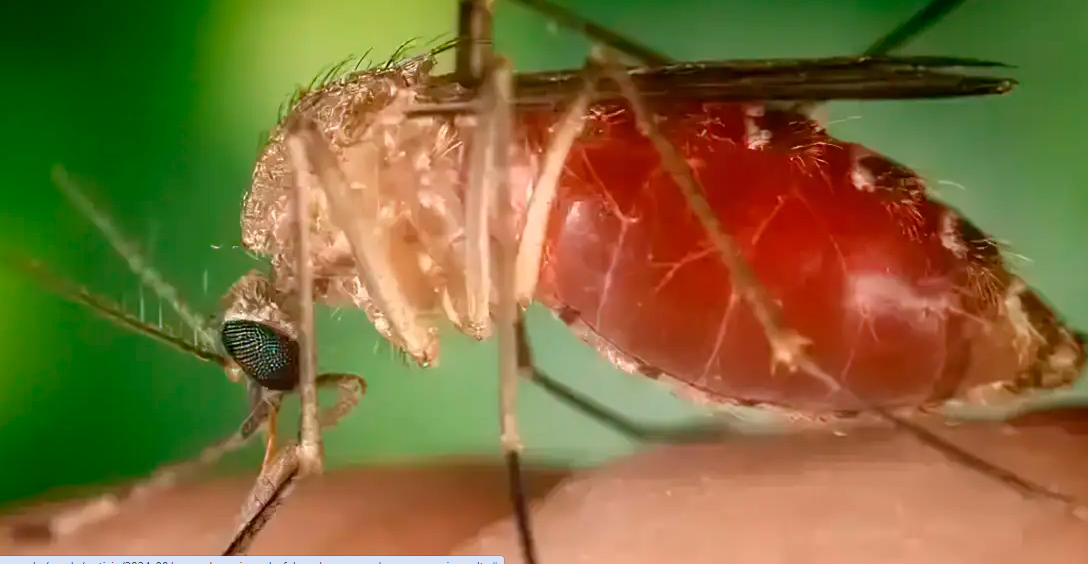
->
[525,101,1084,412]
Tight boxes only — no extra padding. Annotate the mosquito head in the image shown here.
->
[218,270,302,391]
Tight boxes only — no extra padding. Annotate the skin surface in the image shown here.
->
[0,462,569,556]
[460,408,1088,564]
[2,409,1087,561]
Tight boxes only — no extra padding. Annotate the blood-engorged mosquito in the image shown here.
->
[4,0,1087,561]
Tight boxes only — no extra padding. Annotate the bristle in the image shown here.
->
[270,36,458,135]
[6,255,224,364]
[51,165,219,352]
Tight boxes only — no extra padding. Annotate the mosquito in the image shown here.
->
[5,0,1086,562]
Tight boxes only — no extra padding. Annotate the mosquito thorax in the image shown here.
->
[239,49,514,369]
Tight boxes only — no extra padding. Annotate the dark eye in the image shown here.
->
[220,320,300,391]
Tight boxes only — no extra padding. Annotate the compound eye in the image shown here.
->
[220,320,300,391]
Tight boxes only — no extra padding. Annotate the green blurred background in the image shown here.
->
[0,0,1085,507]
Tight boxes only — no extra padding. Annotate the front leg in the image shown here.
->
[283,123,322,478]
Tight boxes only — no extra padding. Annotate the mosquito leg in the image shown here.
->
[467,49,541,562]
[315,373,368,428]
[514,63,598,305]
[454,0,494,87]
[514,322,737,444]
[449,4,539,560]
[5,395,280,544]
[507,0,671,65]
[879,410,1080,506]
[789,0,973,117]
[283,124,323,477]
[462,73,495,335]
[863,0,968,56]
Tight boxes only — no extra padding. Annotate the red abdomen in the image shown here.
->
[521,102,1082,412]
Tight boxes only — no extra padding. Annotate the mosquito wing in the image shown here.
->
[422,55,1015,110]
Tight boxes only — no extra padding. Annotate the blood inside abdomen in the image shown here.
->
[528,102,986,411]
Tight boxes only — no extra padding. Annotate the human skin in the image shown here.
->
[457,408,1088,564]
[0,462,569,556]
[3,409,1087,562]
